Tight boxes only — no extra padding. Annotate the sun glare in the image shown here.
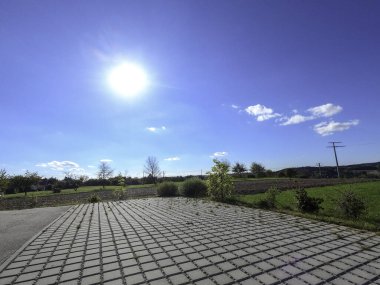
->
[107,62,149,97]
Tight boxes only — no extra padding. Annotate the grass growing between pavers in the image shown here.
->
[233,181,380,232]
[3,184,155,199]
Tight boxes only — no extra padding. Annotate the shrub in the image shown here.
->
[337,190,366,219]
[157,182,178,197]
[207,159,233,202]
[181,178,208,197]
[295,188,323,213]
[258,186,279,209]
[88,194,101,203]
[113,189,127,200]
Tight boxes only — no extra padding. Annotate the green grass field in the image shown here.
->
[3,184,155,199]
[234,181,380,232]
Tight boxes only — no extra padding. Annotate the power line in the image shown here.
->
[327,142,345,178]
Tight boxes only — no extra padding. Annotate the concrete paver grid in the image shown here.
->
[0,197,379,285]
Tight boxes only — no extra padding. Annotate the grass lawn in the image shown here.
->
[234,181,380,232]
[3,184,155,199]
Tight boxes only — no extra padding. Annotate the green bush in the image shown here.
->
[258,186,279,209]
[295,188,323,213]
[157,182,178,197]
[113,189,127,200]
[337,190,366,219]
[181,178,208,197]
[207,159,233,202]
[88,194,101,203]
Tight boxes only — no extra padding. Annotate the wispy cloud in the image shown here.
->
[308,103,342,118]
[245,104,281,121]
[36,161,82,172]
[280,114,314,126]
[146,126,167,133]
[164,156,180,161]
[313,120,359,136]
[87,165,96,168]
[210,151,228,158]
[100,159,113,163]
[231,104,239,109]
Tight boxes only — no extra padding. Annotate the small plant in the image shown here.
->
[257,186,279,209]
[157,182,178,197]
[88,194,101,203]
[113,189,127,200]
[207,159,234,202]
[180,178,208,197]
[295,188,323,213]
[337,190,366,219]
[30,196,38,208]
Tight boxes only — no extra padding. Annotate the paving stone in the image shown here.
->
[1,198,379,285]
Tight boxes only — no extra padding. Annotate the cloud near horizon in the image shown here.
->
[313,120,359,136]
[100,159,113,163]
[36,160,84,172]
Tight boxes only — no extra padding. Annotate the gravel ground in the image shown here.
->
[0,198,379,285]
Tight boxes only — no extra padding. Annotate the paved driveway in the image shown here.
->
[0,206,70,265]
[0,198,379,284]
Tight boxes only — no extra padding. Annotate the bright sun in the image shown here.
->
[107,62,149,97]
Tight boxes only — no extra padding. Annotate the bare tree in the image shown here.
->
[144,156,161,184]
[97,162,114,189]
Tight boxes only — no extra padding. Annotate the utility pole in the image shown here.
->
[327,142,345,178]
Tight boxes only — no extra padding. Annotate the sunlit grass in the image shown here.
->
[234,181,380,232]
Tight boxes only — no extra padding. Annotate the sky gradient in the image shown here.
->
[1,1,379,178]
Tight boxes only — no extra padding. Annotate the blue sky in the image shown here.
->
[1,1,379,178]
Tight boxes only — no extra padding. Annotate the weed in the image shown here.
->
[337,190,366,219]
[295,188,323,213]
[88,194,101,203]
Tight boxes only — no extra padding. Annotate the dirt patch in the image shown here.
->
[233,178,373,194]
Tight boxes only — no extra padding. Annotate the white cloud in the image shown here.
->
[146,126,166,133]
[100,159,112,163]
[231,104,239,109]
[210,151,228,158]
[245,104,280,121]
[313,120,359,136]
[164,157,180,161]
[36,161,80,171]
[87,165,95,168]
[308,103,342,118]
[280,114,314,126]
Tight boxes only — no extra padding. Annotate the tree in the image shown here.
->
[232,162,247,177]
[11,171,40,196]
[0,169,9,194]
[97,162,114,189]
[144,156,161,184]
[207,159,233,202]
[250,162,266,178]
